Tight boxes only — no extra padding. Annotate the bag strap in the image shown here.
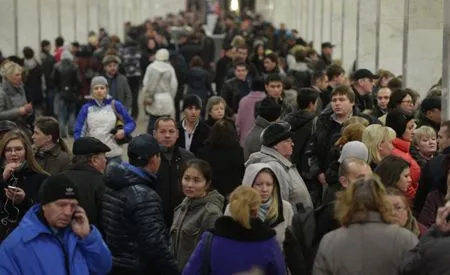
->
[111,100,124,122]
[201,231,214,275]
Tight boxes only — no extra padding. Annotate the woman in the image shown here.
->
[140,37,158,74]
[386,188,427,237]
[313,176,418,275]
[32,116,70,175]
[386,109,421,199]
[251,44,265,75]
[362,124,396,170]
[204,96,233,127]
[0,130,48,240]
[0,61,33,134]
[197,119,244,199]
[379,89,415,124]
[183,186,286,275]
[226,163,294,246]
[186,56,213,112]
[171,159,224,269]
[410,126,437,169]
[375,155,412,197]
[74,76,136,164]
[374,69,394,94]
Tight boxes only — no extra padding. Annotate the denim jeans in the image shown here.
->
[54,93,76,137]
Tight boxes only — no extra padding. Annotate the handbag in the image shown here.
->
[110,100,132,145]
[201,231,214,275]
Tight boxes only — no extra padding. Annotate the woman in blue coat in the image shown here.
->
[183,185,286,275]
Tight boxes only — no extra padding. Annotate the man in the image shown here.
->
[40,40,56,116]
[103,55,132,111]
[0,174,112,274]
[414,121,450,216]
[215,44,234,93]
[263,53,285,76]
[62,136,110,228]
[71,41,80,56]
[311,70,329,114]
[325,64,346,107]
[54,36,65,62]
[351,69,378,112]
[153,117,194,228]
[243,96,282,160]
[316,42,334,71]
[226,45,259,80]
[373,87,391,117]
[264,73,292,117]
[221,60,251,116]
[417,96,441,133]
[102,134,179,274]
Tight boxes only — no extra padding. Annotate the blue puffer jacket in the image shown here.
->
[0,204,112,275]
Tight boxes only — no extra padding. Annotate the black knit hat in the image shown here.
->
[421,96,441,112]
[39,174,79,205]
[386,109,414,138]
[257,97,282,122]
[182,94,202,110]
[261,121,292,147]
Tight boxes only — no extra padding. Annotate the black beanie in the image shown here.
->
[39,174,79,205]
[386,109,414,138]
[257,97,282,122]
[261,121,292,147]
[182,94,202,110]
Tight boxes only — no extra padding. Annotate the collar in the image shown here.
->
[210,216,276,242]
[393,138,411,153]
[182,119,199,133]
[330,112,353,123]
[21,205,69,243]
[37,144,61,157]
[348,211,386,226]
[122,162,157,181]
[260,146,294,168]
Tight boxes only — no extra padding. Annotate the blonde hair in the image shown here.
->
[229,186,261,229]
[205,96,226,119]
[362,124,396,164]
[413,126,436,146]
[335,123,366,146]
[335,175,392,226]
[343,116,369,128]
[0,60,23,78]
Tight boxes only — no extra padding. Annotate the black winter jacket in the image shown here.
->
[186,67,214,106]
[101,163,179,274]
[176,121,211,156]
[221,77,251,115]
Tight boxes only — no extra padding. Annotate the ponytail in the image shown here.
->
[229,186,261,229]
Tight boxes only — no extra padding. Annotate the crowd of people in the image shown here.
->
[0,7,448,275]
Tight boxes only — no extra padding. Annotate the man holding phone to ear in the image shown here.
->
[0,174,112,275]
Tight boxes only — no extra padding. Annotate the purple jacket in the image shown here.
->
[236,92,266,145]
[182,217,286,275]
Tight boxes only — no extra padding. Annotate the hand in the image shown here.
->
[436,205,450,233]
[4,187,25,204]
[318,173,327,185]
[18,107,27,116]
[3,162,20,181]
[24,103,33,114]
[114,129,125,140]
[144,98,153,106]
[71,206,91,239]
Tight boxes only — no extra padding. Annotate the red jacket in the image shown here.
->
[392,138,421,200]
[54,47,64,62]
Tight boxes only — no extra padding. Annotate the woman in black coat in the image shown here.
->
[197,119,244,200]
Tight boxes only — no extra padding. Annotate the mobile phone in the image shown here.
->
[7,186,20,191]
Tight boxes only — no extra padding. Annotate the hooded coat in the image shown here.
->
[225,163,294,246]
[170,190,224,269]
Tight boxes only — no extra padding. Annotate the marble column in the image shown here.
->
[331,0,343,60]
[17,0,39,53]
[404,0,443,98]
[0,0,15,55]
[379,0,404,76]
[108,0,117,36]
[307,0,314,42]
[88,0,99,33]
[442,0,450,119]
[300,0,308,39]
[356,0,377,72]
[60,0,76,42]
[75,0,89,43]
[342,0,358,72]
[313,0,322,52]
[40,0,59,45]
[322,0,332,44]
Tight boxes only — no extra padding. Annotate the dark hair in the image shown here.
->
[294,50,307,62]
[71,41,80,48]
[207,119,239,148]
[388,89,411,109]
[22,47,34,59]
[55,36,64,47]
[331,85,356,103]
[154,116,177,131]
[252,77,265,91]
[387,77,402,92]
[306,48,317,57]
[181,159,213,185]
[264,53,278,63]
[34,116,70,153]
[189,56,204,68]
[233,59,248,70]
[311,70,326,85]
[375,155,410,189]
[297,88,319,109]
[265,73,283,85]
[41,40,51,49]
[327,64,345,81]
[283,76,294,90]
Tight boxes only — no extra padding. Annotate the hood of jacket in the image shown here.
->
[24,58,39,70]
[150,60,173,73]
[254,116,270,129]
[180,189,224,210]
[284,110,315,130]
[242,163,285,227]
[105,162,157,191]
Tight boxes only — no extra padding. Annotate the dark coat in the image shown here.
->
[416,113,440,134]
[179,42,202,65]
[215,56,233,93]
[53,60,82,102]
[34,145,70,175]
[40,51,56,89]
[197,143,245,198]
[101,163,178,274]
[418,190,445,228]
[221,77,251,114]
[61,163,105,228]
[201,36,215,67]
[352,85,374,112]
[155,147,195,228]
[186,67,214,106]
[176,121,211,156]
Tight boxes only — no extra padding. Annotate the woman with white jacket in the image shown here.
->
[225,163,294,247]
[142,48,178,133]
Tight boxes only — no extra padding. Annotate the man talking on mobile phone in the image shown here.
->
[0,174,112,275]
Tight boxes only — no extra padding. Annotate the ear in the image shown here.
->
[339,176,348,188]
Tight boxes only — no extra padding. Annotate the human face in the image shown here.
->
[396,168,411,192]
[92,85,107,100]
[42,199,79,228]
[358,78,374,94]
[402,120,416,142]
[184,106,201,123]
[377,88,391,110]
[316,75,329,91]
[399,95,414,113]
[236,48,248,60]
[426,108,442,124]
[257,45,265,56]
[182,167,208,198]
[154,120,179,148]
[417,135,437,157]
[331,94,354,117]
[105,62,118,76]
[91,153,107,174]
[378,139,394,159]
[322,47,333,57]
[265,81,283,100]
[7,72,22,87]
[438,126,450,151]
[387,195,408,227]
[264,58,276,72]
[380,76,393,88]
[209,103,225,120]
[234,65,248,81]
[273,138,293,158]
[32,127,52,147]
[334,73,346,86]
[253,171,274,203]
[4,139,26,164]
[339,163,372,188]
[148,39,156,49]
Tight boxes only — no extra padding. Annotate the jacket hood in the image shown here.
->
[254,116,270,128]
[181,189,224,210]
[150,60,173,73]
[24,58,39,70]
[211,216,276,242]
[284,110,315,130]
[105,162,156,190]
[242,163,285,227]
